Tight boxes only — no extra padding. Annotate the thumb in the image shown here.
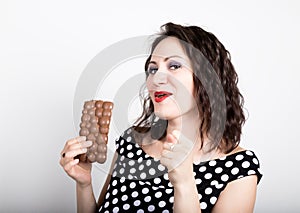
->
[166,130,180,145]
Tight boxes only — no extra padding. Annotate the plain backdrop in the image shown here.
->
[1,0,300,212]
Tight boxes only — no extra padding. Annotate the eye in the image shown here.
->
[169,61,182,70]
[147,66,158,75]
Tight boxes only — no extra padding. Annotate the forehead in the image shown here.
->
[151,36,187,59]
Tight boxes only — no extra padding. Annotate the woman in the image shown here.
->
[60,22,262,213]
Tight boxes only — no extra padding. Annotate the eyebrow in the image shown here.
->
[148,55,185,65]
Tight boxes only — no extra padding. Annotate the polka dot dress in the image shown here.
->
[98,128,262,213]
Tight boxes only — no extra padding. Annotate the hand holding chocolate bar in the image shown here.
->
[78,100,113,164]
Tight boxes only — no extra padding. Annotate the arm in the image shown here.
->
[173,177,201,213]
[76,183,97,213]
[160,131,202,213]
[212,175,258,213]
[77,151,118,212]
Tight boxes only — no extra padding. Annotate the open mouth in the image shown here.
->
[154,91,172,103]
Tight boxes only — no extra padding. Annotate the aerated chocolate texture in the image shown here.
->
[78,100,113,163]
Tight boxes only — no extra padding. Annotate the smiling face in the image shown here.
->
[146,36,197,121]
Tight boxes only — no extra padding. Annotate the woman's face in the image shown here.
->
[146,37,197,121]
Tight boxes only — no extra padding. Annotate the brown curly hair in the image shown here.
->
[134,22,245,154]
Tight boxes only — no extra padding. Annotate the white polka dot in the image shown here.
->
[215,167,223,173]
[168,182,173,187]
[104,201,109,208]
[105,192,110,199]
[148,205,155,212]
[205,187,213,194]
[112,189,118,195]
[242,161,250,168]
[210,180,218,186]
[163,173,169,180]
[144,195,151,202]
[127,129,132,134]
[209,160,217,166]
[123,203,130,210]
[198,193,202,200]
[138,157,143,163]
[120,176,125,183]
[132,191,138,198]
[127,136,132,142]
[140,172,146,179]
[128,174,133,179]
[127,152,134,158]
[112,171,117,177]
[149,168,156,175]
[120,139,125,145]
[253,158,258,165]
[225,161,233,167]
[127,144,132,150]
[112,198,118,204]
[204,173,212,179]
[139,164,144,170]
[248,170,256,175]
[137,149,142,155]
[237,175,244,179]
[146,159,152,166]
[221,174,229,182]
[166,189,173,194]
[134,200,141,206]
[155,191,162,198]
[195,178,202,184]
[137,209,144,213]
[119,168,124,174]
[142,187,149,194]
[130,168,136,174]
[121,194,128,201]
[159,201,166,207]
[199,166,206,172]
[129,160,135,166]
[120,147,124,154]
[219,156,227,160]
[200,202,207,209]
[120,155,125,161]
[121,185,126,192]
[112,180,117,186]
[246,150,253,156]
[236,154,244,161]
[162,210,170,213]
[158,164,165,171]
[154,178,161,184]
[231,167,239,175]
[216,183,224,189]
[210,196,217,205]
[130,182,136,188]
[113,207,119,212]
[169,196,174,203]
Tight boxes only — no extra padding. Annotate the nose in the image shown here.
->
[152,70,168,86]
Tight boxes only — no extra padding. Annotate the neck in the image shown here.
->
[166,107,201,147]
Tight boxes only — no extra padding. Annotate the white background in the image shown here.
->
[1,0,300,212]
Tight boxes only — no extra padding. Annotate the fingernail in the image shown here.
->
[86,140,93,146]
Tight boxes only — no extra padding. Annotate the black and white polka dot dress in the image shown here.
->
[98,128,262,213]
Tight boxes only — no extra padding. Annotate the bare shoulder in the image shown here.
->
[212,146,259,213]
[212,175,257,213]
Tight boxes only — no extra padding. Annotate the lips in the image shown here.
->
[154,91,172,103]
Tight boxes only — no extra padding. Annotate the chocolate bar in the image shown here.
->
[78,100,113,163]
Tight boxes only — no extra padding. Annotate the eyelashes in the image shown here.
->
[147,61,182,75]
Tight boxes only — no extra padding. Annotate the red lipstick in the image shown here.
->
[154,91,172,103]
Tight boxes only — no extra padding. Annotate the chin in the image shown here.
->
[154,108,181,121]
